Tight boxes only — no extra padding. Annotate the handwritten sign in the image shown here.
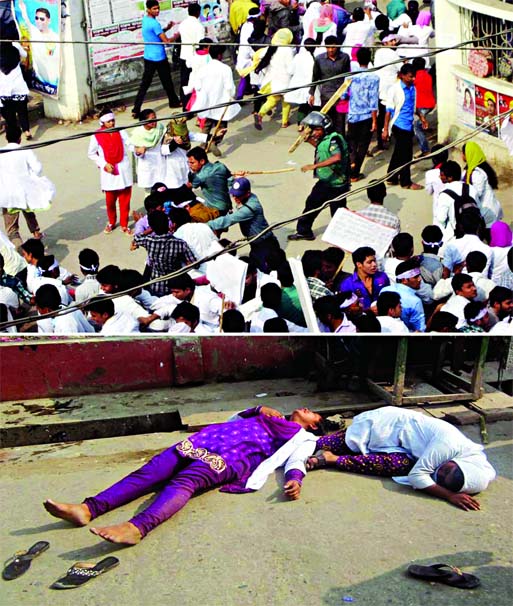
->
[322,208,396,259]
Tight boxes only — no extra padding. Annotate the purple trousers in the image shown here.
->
[316,431,414,477]
[84,445,235,537]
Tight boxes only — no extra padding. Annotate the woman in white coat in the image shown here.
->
[255,28,295,129]
[129,108,165,191]
[88,109,133,234]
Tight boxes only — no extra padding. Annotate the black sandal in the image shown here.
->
[306,450,328,471]
[407,563,480,589]
[51,556,120,590]
[2,541,50,581]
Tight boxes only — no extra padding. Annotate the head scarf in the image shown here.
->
[271,28,293,46]
[129,121,165,148]
[464,141,487,183]
[415,10,431,26]
[489,221,513,247]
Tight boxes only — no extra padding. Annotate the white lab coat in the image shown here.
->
[0,143,55,211]
[88,130,133,192]
[191,59,241,121]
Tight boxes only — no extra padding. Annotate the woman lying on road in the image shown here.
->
[44,406,336,545]
[307,406,496,511]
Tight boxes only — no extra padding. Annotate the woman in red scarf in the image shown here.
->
[87,108,133,234]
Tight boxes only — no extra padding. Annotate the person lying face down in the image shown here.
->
[308,406,496,511]
[43,406,335,546]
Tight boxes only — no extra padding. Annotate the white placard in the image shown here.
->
[288,257,320,333]
[322,208,396,259]
[206,253,248,306]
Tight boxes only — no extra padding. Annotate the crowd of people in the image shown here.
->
[0,0,512,335]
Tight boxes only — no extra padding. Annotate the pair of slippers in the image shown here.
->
[2,541,119,590]
[407,563,480,589]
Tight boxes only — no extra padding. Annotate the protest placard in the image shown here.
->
[206,253,247,306]
[288,257,320,333]
[322,208,396,258]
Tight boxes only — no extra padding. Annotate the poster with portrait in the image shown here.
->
[198,0,230,42]
[455,77,475,128]
[475,84,499,138]
[498,92,513,155]
[13,0,62,96]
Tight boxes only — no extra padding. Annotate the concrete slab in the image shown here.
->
[0,378,383,447]
[0,420,511,606]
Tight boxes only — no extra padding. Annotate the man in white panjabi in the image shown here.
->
[308,407,496,510]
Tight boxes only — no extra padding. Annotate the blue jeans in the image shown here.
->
[414,108,432,153]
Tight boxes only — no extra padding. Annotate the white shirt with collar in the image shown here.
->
[37,307,95,334]
[440,294,472,329]
[178,16,205,65]
[378,315,409,334]
[101,312,140,335]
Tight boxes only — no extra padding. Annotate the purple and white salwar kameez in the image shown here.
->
[82,408,307,537]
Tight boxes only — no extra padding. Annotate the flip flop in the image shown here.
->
[407,564,480,589]
[2,541,50,581]
[50,556,120,590]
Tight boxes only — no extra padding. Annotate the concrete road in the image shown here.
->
[16,98,513,279]
[1,417,511,606]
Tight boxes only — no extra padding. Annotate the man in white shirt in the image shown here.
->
[35,285,94,334]
[442,212,492,276]
[87,297,140,335]
[465,251,496,302]
[171,3,205,109]
[440,273,477,330]
[376,290,409,333]
[434,160,479,245]
[308,407,496,510]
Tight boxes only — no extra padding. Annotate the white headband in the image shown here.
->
[422,239,443,247]
[171,201,190,209]
[339,293,358,309]
[470,308,487,323]
[99,112,115,124]
[396,267,420,280]
[80,263,99,272]
[47,260,59,271]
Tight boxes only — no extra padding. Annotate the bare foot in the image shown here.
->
[90,522,142,545]
[44,499,91,526]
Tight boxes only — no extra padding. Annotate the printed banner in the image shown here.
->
[455,77,476,129]
[13,0,62,97]
[475,84,499,138]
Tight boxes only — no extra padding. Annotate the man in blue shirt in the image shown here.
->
[346,47,379,182]
[382,64,428,190]
[339,246,390,310]
[381,258,426,331]
[132,0,180,119]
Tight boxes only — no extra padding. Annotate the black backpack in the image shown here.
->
[442,183,479,219]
